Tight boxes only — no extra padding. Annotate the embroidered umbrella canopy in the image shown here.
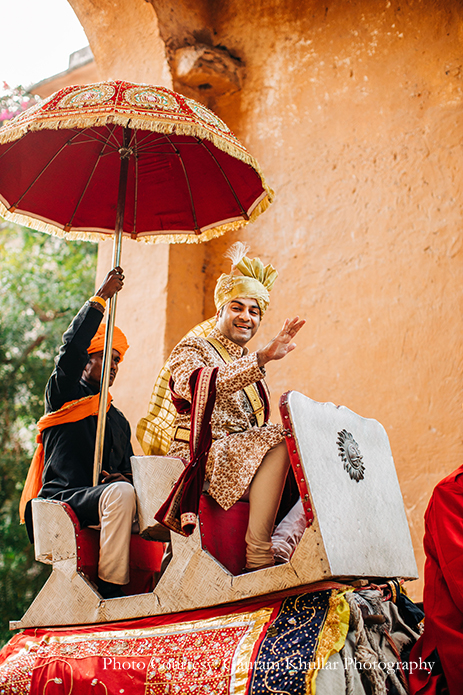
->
[0,80,273,483]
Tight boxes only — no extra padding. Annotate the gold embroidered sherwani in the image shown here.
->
[168,326,284,510]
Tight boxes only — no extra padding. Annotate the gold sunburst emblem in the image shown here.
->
[337,429,365,482]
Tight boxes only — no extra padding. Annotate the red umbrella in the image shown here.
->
[0,80,273,483]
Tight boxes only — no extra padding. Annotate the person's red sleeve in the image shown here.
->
[426,475,463,615]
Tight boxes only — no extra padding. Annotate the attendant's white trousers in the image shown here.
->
[97,481,137,585]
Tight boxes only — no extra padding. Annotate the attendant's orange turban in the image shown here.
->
[88,324,129,362]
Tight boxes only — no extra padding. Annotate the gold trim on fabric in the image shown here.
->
[15,609,273,649]
[0,198,271,245]
[42,608,273,646]
[305,589,351,695]
[190,367,215,452]
[136,317,216,456]
[387,580,397,603]
[231,608,273,695]
[206,337,265,427]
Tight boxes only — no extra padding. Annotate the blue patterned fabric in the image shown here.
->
[249,590,332,694]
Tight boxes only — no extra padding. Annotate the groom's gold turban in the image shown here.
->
[214,243,278,315]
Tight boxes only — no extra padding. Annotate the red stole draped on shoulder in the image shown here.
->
[19,393,112,523]
[155,367,218,536]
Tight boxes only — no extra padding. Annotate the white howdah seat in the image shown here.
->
[11,392,418,630]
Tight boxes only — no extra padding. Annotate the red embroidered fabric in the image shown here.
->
[155,367,219,535]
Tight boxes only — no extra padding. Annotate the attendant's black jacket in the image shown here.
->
[38,303,133,527]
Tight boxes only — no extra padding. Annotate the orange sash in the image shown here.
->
[19,393,112,523]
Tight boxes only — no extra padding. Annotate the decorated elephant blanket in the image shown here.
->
[0,584,348,695]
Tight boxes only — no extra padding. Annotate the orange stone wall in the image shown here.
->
[70,0,463,599]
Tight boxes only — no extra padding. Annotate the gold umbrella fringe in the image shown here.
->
[0,196,271,245]
[0,113,274,204]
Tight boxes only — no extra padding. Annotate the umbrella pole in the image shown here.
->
[92,127,131,486]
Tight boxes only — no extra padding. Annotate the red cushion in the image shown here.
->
[126,534,164,595]
[56,501,164,595]
[198,495,249,575]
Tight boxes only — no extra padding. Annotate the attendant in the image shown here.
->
[20,268,135,599]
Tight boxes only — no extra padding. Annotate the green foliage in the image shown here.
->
[0,222,97,646]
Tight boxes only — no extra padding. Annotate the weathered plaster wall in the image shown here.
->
[71,0,463,599]
[68,0,171,85]
[200,0,463,601]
